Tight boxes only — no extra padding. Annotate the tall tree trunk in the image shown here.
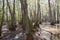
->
[53,7,56,23]
[6,0,16,31]
[48,0,55,25]
[10,0,16,31]
[6,0,12,14]
[48,0,52,22]
[37,0,40,21]
[20,0,28,32]
[6,6,8,22]
[57,5,59,24]
[34,0,37,22]
[0,0,5,36]
[20,0,34,40]
[37,0,41,24]
[33,10,36,22]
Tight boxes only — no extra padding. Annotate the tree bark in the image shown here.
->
[6,0,12,14]
[20,0,34,40]
[6,0,16,31]
[10,0,16,31]
[48,0,52,22]
[0,0,5,36]
[37,0,41,24]
[56,5,59,24]
[48,0,55,25]
[6,6,8,22]
[53,7,56,23]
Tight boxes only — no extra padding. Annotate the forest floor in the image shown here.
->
[0,22,60,40]
[39,22,60,40]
